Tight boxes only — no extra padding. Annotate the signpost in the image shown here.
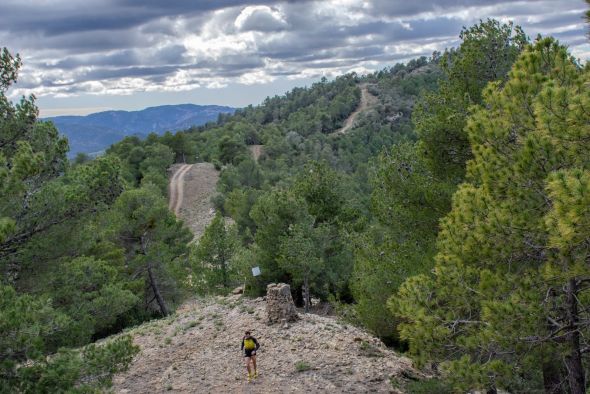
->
[244,266,261,296]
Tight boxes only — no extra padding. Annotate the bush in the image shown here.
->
[295,361,311,372]
[405,378,452,394]
[10,335,138,393]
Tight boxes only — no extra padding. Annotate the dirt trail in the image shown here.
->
[249,145,264,162]
[336,84,378,135]
[112,295,416,393]
[168,163,219,240]
[168,164,192,215]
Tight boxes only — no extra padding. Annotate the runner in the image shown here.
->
[241,330,260,382]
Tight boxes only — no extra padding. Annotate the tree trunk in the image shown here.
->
[565,278,585,394]
[303,275,310,313]
[543,309,565,394]
[221,253,228,288]
[222,263,228,288]
[147,263,169,316]
[543,360,564,394]
[293,285,304,307]
[141,232,169,316]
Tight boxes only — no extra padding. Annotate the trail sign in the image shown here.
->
[252,266,261,277]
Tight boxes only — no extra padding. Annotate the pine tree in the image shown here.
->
[108,185,192,316]
[395,38,590,392]
[192,212,239,293]
[414,20,527,182]
[0,48,68,249]
[352,20,528,342]
[278,219,326,312]
[352,142,452,339]
[0,48,139,392]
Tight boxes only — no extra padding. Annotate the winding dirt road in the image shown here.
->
[336,84,378,135]
[168,163,220,239]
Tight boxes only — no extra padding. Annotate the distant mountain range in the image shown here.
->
[44,104,235,156]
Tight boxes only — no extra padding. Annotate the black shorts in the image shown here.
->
[244,349,257,358]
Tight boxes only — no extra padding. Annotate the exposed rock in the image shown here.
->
[266,283,299,325]
[231,286,243,295]
[281,319,289,329]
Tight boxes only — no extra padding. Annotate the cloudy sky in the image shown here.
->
[1,0,588,116]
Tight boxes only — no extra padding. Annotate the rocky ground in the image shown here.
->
[111,294,418,393]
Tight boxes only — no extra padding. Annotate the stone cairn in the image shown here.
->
[266,283,299,326]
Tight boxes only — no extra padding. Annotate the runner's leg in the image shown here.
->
[245,356,251,377]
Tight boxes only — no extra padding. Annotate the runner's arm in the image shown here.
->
[240,338,244,350]
[254,337,260,351]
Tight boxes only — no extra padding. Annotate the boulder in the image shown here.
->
[231,286,244,295]
[266,283,299,325]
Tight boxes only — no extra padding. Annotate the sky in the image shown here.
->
[1,0,588,117]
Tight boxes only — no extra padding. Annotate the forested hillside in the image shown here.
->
[2,13,590,393]
[106,54,439,309]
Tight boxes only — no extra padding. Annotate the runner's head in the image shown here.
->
[245,330,251,336]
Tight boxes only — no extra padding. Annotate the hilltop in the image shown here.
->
[112,294,418,393]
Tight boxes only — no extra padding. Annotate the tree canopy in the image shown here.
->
[395,38,590,393]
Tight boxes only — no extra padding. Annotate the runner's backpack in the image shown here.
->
[244,337,256,350]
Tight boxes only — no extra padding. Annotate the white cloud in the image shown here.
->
[234,5,287,32]
[239,69,276,85]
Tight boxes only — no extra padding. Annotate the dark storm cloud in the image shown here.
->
[84,66,180,81]
[12,29,149,53]
[524,12,587,32]
[1,0,587,98]
[51,50,141,70]
[0,0,283,36]
[368,0,546,17]
[48,45,189,70]
[254,15,459,64]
